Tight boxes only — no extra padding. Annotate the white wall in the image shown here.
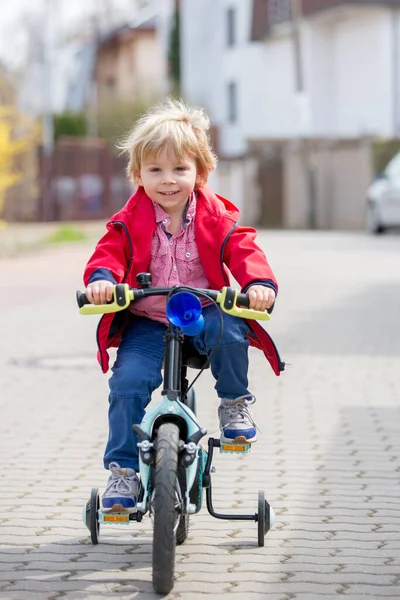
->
[181,0,224,121]
[304,18,335,136]
[221,0,261,156]
[182,0,265,157]
[219,0,297,154]
[314,7,394,137]
[247,35,297,139]
[254,5,396,139]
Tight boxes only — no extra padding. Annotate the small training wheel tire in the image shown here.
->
[264,498,272,535]
[257,490,266,547]
[90,487,100,545]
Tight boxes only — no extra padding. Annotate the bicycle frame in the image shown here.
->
[134,322,206,515]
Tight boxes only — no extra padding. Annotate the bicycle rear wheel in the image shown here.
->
[184,387,197,415]
[176,386,197,544]
[176,468,189,545]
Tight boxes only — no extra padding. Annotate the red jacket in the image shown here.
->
[83,186,285,376]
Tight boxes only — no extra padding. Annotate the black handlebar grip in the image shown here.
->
[236,293,250,307]
[236,291,274,314]
[76,291,90,308]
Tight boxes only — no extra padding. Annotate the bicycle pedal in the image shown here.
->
[98,511,131,525]
[220,442,251,454]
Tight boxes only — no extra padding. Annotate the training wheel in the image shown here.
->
[257,490,274,547]
[87,487,100,544]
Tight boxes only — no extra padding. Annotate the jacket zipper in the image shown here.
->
[219,222,284,372]
[219,222,237,285]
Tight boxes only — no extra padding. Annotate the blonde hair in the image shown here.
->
[118,97,217,186]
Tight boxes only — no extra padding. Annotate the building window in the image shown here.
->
[267,0,291,27]
[227,7,236,46]
[227,81,237,123]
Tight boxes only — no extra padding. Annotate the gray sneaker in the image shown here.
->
[218,395,257,443]
[101,462,139,513]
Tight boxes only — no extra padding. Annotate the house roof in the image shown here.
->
[65,17,157,111]
[251,0,400,40]
[100,17,157,46]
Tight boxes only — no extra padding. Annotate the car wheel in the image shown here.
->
[367,204,386,235]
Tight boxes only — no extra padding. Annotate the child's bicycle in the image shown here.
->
[76,274,275,595]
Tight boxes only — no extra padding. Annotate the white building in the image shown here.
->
[182,0,400,155]
[180,0,400,229]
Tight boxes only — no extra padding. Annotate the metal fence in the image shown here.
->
[38,136,133,222]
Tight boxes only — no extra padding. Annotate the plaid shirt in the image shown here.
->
[129,192,210,324]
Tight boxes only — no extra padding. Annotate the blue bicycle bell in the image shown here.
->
[166,292,204,335]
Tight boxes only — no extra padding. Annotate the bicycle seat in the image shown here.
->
[182,339,209,370]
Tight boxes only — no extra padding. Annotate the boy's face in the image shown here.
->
[137,146,200,216]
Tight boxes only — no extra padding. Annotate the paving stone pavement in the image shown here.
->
[0,230,400,600]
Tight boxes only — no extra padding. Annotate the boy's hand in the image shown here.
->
[247,285,276,312]
[86,280,114,305]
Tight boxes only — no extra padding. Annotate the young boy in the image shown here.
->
[83,98,284,513]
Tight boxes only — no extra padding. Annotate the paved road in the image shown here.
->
[0,231,399,599]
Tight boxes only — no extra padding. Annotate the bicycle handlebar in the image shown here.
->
[76,284,271,322]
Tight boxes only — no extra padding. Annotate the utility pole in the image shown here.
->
[87,0,115,138]
[43,0,54,157]
[42,0,55,220]
[87,12,100,139]
[291,0,317,229]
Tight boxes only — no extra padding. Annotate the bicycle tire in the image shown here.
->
[184,387,197,415]
[152,422,180,594]
[89,488,100,545]
[176,467,189,545]
[176,386,197,543]
[257,490,266,547]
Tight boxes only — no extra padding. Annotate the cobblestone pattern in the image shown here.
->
[0,231,399,599]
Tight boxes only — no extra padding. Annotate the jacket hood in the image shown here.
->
[108,186,240,226]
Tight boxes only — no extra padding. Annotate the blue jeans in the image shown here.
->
[104,305,251,471]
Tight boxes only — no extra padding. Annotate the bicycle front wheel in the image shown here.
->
[152,422,180,594]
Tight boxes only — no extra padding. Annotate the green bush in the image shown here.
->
[53,112,86,140]
[168,6,181,96]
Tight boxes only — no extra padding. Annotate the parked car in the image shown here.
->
[367,152,400,234]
